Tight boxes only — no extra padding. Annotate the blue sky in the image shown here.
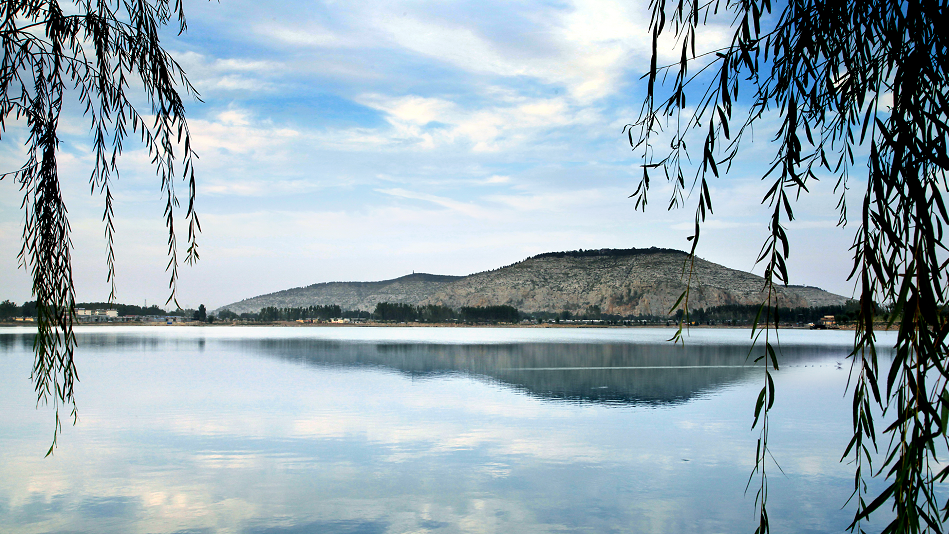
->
[0,0,863,310]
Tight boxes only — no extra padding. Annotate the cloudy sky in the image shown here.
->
[0,0,864,310]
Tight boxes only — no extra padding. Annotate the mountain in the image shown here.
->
[420,248,850,316]
[217,273,463,315]
[216,247,852,316]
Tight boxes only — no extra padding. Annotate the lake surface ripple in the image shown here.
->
[0,326,897,533]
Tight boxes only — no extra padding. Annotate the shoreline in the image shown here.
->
[0,320,883,330]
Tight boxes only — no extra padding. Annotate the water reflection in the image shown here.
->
[0,327,891,534]
[0,329,856,407]
[245,519,389,534]
[235,338,852,406]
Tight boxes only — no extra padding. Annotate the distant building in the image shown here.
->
[810,315,838,329]
[76,309,119,322]
[75,310,184,324]
[77,308,118,317]
[135,315,186,324]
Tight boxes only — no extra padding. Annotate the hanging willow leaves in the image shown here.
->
[0,0,201,453]
[626,0,949,531]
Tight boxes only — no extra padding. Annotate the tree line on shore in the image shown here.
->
[228,301,867,326]
[0,300,194,320]
[214,303,519,324]
[371,303,519,323]
[2,298,867,326]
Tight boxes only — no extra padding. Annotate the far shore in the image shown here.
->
[0,320,888,331]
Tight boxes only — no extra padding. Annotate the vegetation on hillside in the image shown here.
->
[530,247,685,260]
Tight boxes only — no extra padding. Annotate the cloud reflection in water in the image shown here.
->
[0,327,889,533]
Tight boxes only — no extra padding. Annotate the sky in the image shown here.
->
[0,0,866,310]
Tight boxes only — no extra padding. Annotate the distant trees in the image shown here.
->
[417,304,455,323]
[258,307,279,322]
[524,304,865,325]
[370,302,521,324]
[1,297,863,326]
[257,305,343,322]
[460,305,519,324]
[0,300,18,320]
[371,302,457,322]
[220,305,348,323]
[74,302,176,317]
[0,300,188,320]
[0,300,39,319]
[2,298,864,326]
[531,247,681,260]
[0,300,201,322]
[373,302,419,322]
[688,303,864,326]
[575,303,862,325]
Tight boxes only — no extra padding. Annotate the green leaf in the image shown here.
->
[753,385,767,428]
[766,343,780,370]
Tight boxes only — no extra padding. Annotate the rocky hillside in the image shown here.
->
[218,273,462,315]
[217,247,851,316]
[421,248,848,316]
[785,284,856,307]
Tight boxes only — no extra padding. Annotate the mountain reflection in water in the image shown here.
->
[245,338,853,406]
[0,327,895,534]
[0,330,853,406]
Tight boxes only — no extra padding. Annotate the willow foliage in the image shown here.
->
[628,0,949,531]
[0,0,200,454]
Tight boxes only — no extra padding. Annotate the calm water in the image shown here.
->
[0,326,897,534]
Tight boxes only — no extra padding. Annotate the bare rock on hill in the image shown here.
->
[420,249,849,315]
[786,284,855,307]
[216,248,851,316]
[218,273,462,315]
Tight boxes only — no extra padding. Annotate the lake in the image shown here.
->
[0,326,896,533]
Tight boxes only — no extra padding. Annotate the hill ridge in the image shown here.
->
[529,246,686,260]
[217,247,851,315]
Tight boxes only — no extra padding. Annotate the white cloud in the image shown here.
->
[262,25,354,48]
[376,188,492,219]
[356,92,594,152]
[369,6,639,101]
[356,1,730,102]
[785,219,843,230]
[174,51,279,93]
[250,1,656,101]
[670,219,746,231]
[376,16,526,76]
[486,188,617,212]
[191,109,299,156]
[377,95,456,125]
